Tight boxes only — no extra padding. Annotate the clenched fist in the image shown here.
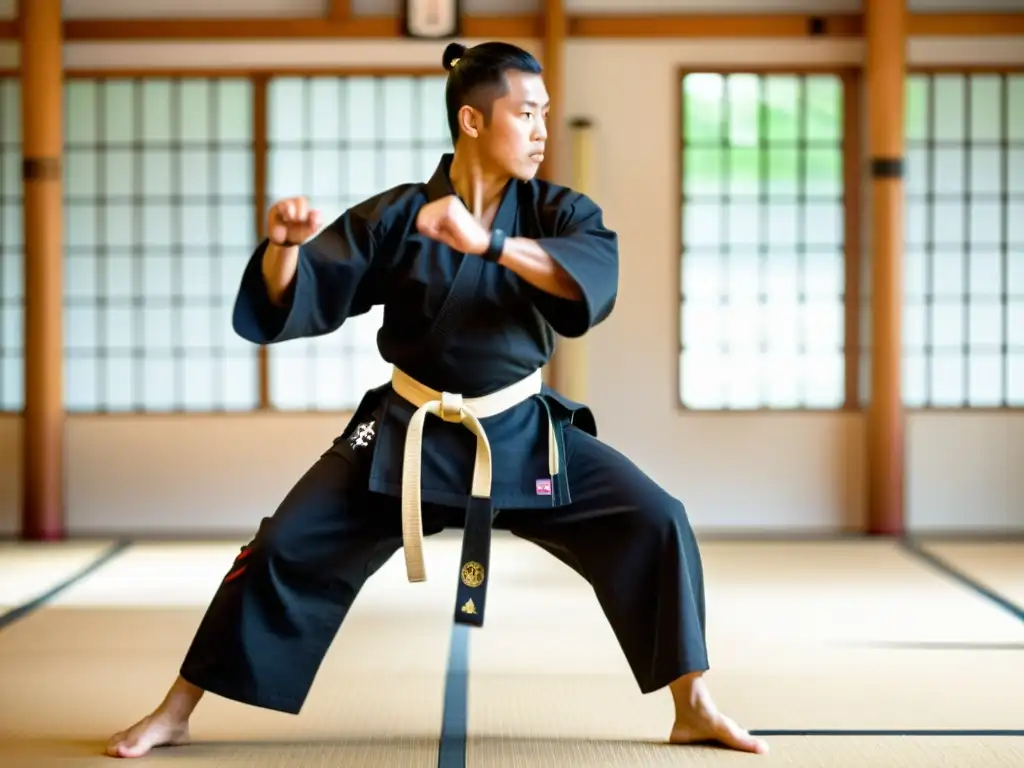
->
[415,195,489,256]
[266,196,323,248]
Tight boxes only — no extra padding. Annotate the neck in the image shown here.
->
[449,148,508,221]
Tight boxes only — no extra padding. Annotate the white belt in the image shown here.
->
[392,366,559,583]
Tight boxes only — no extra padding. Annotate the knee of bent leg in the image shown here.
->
[633,488,693,544]
[248,515,297,564]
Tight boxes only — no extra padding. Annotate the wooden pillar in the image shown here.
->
[20,0,64,540]
[253,75,270,410]
[539,0,565,185]
[541,0,571,392]
[865,0,906,535]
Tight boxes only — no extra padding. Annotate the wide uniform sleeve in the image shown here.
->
[529,192,619,338]
[232,203,386,345]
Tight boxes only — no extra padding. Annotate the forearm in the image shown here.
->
[261,242,300,306]
[496,237,583,301]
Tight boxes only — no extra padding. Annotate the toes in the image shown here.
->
[105,731,152,759]
[105,733,128,757]
[727,733,769,754]
[118,742,150,758]
[114,736,155,759]
[717,718,769,754]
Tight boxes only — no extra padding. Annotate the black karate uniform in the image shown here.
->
[179,154,709,714]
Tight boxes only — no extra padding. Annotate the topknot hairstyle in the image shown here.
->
[442,41,467,72]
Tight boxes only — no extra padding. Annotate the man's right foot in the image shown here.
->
[105,713,191,758]
[668,672,769,755]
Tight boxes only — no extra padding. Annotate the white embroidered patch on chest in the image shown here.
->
[349,420,376,449]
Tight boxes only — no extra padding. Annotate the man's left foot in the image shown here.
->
[668,672,769,754]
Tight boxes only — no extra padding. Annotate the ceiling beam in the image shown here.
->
[327,0,349,22]
[571,13,863,38]
[59,15,543,40]
[908,12,1024,36]
[0,13,1016,42]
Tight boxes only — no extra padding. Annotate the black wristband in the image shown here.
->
[482,228,506,262]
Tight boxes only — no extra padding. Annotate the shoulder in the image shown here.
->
[343,182,427,236]
[518,177,607,235]
[303,182,426,265]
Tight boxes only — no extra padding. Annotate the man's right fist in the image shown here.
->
[266,196,323,247]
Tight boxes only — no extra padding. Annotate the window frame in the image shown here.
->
[259,70,452,413]
[899,65,1024,412]
[57,66,446,416]
[0,72,22,414]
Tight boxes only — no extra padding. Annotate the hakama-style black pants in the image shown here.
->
[178,426,710,714]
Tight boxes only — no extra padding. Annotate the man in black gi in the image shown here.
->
[106,41,768,758]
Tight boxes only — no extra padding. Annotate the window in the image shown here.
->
[63,77,259,412]
[903,73,1024,408]
[265,75,451,410]
[0,78,21,412]
[680,73,847,409]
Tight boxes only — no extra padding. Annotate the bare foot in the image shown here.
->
[668,672,769,755]
[106,675,203,758]
[105,712,190,758]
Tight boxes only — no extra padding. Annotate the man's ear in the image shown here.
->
[457,105,482,139]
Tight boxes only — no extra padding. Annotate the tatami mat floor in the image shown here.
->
[0,533,1021,767]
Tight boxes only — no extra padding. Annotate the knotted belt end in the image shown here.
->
[440,392,464,423]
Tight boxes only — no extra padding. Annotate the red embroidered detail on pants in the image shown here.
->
[223,545,252,582]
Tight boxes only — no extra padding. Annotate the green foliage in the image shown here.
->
[682,73,842,186]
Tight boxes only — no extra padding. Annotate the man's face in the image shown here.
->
[474,71,549,180]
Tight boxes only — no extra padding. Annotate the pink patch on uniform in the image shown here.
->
[535,479,552,495]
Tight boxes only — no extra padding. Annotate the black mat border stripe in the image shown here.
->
[0,540,133,631]
[900,538,1024,623]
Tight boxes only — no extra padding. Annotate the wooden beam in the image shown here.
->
[907,12,1024,36]
[0,13,1016,41]
[59,14,860,41]
[62,17,395,40]
[865,0,906,535]
[20,0,65,540]
[328,0,350,22]
[60,15,543,41]
[570,14,863,38]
